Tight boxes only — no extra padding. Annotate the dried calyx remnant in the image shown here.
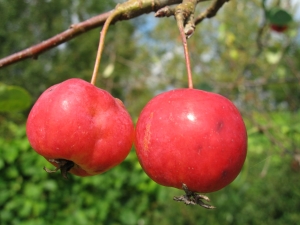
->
[44,159,75,179]
[173,183,216,209]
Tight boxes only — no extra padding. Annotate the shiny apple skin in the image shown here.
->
[26,78,134,176]
[134,89,247,193]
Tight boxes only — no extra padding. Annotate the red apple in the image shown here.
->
[26,78,134,177]
[267,8,292,33]
[134,89,247,193]
[270,24,288,33]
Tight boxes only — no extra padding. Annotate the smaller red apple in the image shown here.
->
[270,24,288,33]
[26,78,134,178]
[267,8,292,33]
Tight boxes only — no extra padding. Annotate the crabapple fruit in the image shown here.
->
[134,89,247,193]
[26,78,134,177]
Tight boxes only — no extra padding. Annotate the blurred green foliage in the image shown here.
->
[1,112,299,225]
[0,0,300,224]
[0,83,31,112]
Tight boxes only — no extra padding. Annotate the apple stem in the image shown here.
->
[175,15,194,89]
[173,183,216,209]
[91,10,117,85]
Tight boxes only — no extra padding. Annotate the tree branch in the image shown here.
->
[194,0,229,25]
[0,12,110,68]
[0,0,210,69]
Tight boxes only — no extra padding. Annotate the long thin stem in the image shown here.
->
[176,18,194,89]
[91,10,118,85]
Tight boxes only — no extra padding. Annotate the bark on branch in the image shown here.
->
[0,12,110,68]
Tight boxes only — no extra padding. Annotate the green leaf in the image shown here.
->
[0,83,32,112]
[120,209,138,225]
[267,8,293,25]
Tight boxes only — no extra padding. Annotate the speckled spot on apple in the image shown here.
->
[196,145,203,155]
[216,121,224,132]
[62,100,69,111]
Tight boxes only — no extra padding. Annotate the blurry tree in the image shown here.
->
[0,0,300,224]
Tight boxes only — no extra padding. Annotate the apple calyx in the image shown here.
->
[43,159,75,179]
[173,184,216,209]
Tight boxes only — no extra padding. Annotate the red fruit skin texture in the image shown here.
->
[26,78,134,176]
[134,89,247,193]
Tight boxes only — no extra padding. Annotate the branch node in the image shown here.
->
[155,5,176,17]
[175,0,197,38]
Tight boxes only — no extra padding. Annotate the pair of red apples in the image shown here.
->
[26,78,247,194]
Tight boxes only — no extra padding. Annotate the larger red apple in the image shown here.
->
[135,89,247,193]
[26,78,134,177]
